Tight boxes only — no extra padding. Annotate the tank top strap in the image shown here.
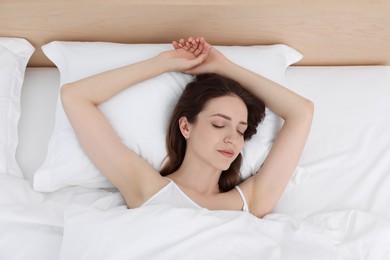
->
[235,186,249,212]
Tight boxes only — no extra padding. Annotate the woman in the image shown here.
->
[61,37,313,218]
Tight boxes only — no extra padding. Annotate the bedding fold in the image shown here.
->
[59,204,342,260]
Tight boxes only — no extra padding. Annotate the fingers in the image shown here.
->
[172,38,187,49]
[179,38,185,48]
[173,36,208,52]
[187,37,209,56]
[193,37,204,56]
[195,37,211,57]
[179,37,192,51]
[172,41,181,50]
[188,38,199,53]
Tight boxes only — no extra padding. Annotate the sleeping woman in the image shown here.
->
[60,37,313,218]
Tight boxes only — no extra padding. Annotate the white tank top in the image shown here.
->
[141,178,249,212]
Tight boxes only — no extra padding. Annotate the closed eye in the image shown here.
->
[213,124,245,136]
[212,124,224,129]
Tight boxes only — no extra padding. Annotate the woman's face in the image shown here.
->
[186,95,248,171]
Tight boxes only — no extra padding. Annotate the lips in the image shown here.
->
[218,149,235,158]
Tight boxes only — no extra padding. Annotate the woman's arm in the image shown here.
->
[219,60,314,218]
[181,40,313,217]
[61,43,210,208]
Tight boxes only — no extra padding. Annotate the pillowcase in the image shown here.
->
[35,41,302,192]
[0,37,35,177]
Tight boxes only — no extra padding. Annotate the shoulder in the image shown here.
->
[214,186,248,212]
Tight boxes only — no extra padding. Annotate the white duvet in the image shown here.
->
[0,175,114,260]
[1,175,390,260]
[0,175,62,260]
[60,204,340,260]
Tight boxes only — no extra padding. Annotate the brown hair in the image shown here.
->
[160,73,265,192]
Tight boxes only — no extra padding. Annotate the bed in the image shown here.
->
[1,1,390,259]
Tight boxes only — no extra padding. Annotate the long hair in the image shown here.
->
[160,73,265,192]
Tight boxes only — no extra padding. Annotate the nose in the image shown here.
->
[224,137,232,144]
[224,127,243,145]
[224,128,237,144]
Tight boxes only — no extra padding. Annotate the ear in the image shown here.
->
[178,116,191,139]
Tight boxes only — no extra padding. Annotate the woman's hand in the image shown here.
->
[158,36,211,73]
[172,37,230,75]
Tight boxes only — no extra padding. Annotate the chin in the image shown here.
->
[219,162,232,171]
[210,155,235,172]
[217,158,237,171]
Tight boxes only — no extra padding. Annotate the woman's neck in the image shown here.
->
[168,155,221,195]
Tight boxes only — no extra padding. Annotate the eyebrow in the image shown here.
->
[211,113,248,125]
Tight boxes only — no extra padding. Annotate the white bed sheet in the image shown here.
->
[3,66,390,259]
[276,66,390,220]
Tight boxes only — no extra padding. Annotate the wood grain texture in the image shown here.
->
[1,0,390,66]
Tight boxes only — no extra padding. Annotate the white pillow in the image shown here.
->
[0,37,34,177]
[35,41,302,192]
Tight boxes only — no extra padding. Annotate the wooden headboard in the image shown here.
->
[2,0,390,67]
